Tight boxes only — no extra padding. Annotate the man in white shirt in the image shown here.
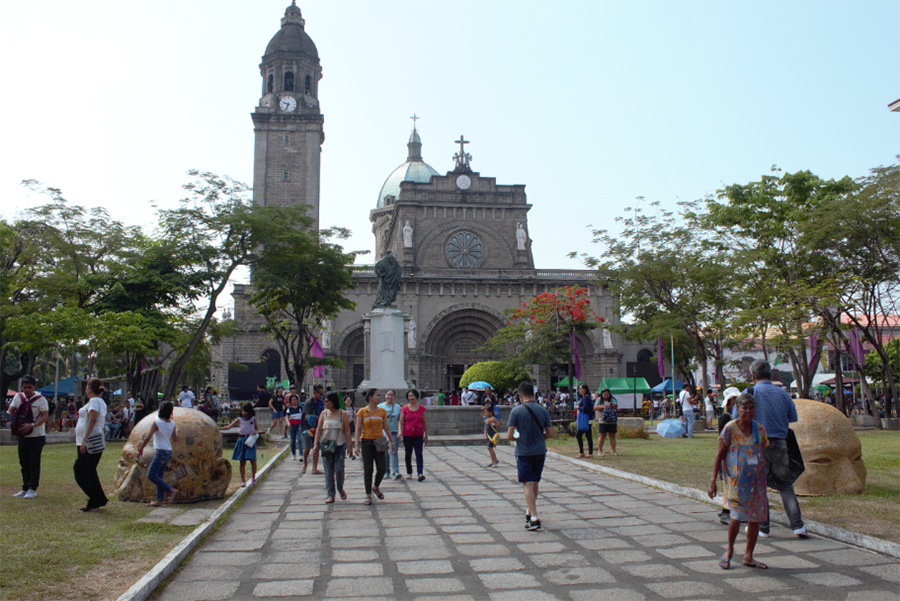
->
[678,384,695,438]
[126,391,136,409]
[9,376,50,499]
[178,386,194,409]
[462,388,475,406]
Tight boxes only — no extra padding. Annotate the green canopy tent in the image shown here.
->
[598,377,652,412]
[553,376,583,389]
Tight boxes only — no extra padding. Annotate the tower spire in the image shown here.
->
[407,114,423,161]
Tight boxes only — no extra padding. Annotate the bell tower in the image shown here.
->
[252,2,324,230]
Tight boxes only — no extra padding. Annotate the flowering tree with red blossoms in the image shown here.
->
[480,286,603,389]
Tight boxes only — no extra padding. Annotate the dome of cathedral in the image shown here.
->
[377,130,440,207]
[264,3,318,60]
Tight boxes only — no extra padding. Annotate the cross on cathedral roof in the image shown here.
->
[410,113,419,132]
[453,135,472,172]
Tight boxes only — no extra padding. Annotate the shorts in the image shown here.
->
[516,454,546,483]
[301,431,314,450]
[485,438,496,449]
[271,410,285,419]
[598,422,618,434]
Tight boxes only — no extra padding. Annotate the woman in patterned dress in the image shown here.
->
[707,393,769,570]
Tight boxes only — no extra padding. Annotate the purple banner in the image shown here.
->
[807,334,819,374]
[310,336,324,378]
[572,329,582,380]
[657,337,666,379]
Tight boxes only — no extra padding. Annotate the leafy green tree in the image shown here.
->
[573,201,733,398]
[459,361,531,393]
[249,224,359,390]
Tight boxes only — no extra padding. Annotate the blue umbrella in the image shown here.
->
[656,419,686,438]
[467,381,491,390]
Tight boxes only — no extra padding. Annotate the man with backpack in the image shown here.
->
[9,376,50,499]
[507,381,554,532]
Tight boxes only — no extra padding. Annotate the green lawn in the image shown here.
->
[548,428,900,543]
[0,441,283,601]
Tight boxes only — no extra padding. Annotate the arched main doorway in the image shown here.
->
[421,304,505,391]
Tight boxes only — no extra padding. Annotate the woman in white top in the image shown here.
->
[138,401,180,507]
[74,378,109,512]
[313,392,353,503]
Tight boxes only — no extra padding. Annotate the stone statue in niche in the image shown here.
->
[603,329,612,349]
[403,221,413,248]
[373,250,402,309]
[516,222,527,251]
[321,318,332,349]
[114,408,232,503]
[408,316,417,348]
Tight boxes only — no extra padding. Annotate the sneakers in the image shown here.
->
[392,473,403,480]
[250,477,257,486]
[717,510,731,525]
[743,525,769,538]
[12,490,26,498]
[525,513,531,529]
[793,527,809,538]
[23,489,36,499]
[526,518,542,531]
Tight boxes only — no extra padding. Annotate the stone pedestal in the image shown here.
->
[359,307,413,391]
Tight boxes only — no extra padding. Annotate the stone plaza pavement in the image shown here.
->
[154,446,899,601]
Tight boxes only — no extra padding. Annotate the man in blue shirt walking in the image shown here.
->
[507,382,555,532]
[749,360,808,538]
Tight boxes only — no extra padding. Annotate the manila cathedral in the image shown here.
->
[213,3,653,398]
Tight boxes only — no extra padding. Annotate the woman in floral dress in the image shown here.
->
[707,393,769,570]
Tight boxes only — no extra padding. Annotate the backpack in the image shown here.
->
[10,393,37,437]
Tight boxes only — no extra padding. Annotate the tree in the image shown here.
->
[459,361,531,393]
[704,168,855,397]
[249,224,359,390]
[574,201,733,399]
[480,286,600,392]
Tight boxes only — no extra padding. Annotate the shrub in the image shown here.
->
[616,425,649,439]
[459,361,531,393]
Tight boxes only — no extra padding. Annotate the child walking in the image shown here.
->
[483,404,501,468]
[138,400,180,507]
[221,402,259,487]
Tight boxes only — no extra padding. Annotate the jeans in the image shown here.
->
[323,443,347,499]
[147,449,173,501]
[761,438,804,533]
[74,449,107,509]
[289,424,301,456]
[17,436,45,491]
[576,428,593,455]
[384,431,399,477]
[404,435,424,476]
[683,410,694,438]
[360,439,385,495]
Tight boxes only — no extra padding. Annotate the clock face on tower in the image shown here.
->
[279,96,297,112]
[456,175,471,190]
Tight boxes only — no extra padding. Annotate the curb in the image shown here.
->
[116,444,290,601]
[546,450,900,560]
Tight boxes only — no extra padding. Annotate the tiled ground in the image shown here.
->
[153,446,899,600]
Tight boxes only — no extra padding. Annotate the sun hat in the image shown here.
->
[721,386,741,408]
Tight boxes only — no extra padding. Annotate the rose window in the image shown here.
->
[446,232,483,268]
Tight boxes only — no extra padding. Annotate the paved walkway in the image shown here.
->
[154,446,899,601]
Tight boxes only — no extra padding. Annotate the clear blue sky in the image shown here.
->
[3,0,897,277]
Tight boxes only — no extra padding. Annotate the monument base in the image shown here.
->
[358,307,413,392]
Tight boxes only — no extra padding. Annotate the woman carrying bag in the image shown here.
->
[575,384,593,458]
[74,378,109,512]
[313,392,353,503]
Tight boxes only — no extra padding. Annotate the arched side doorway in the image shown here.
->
[627,348,661,387]
[334,323,365,390]
[421,303,505,391]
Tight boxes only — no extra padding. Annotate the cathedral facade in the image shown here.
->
[213,4,656,398]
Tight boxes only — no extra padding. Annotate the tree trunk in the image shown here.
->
[835,348,846,414]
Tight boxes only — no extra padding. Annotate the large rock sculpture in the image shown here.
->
[792,399,866,496]
[114,407,232,502]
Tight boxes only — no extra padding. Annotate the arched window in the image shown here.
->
[637,349,654,362]
[304,74,311,94]
[267,74,274,93]
[283,71,294,91]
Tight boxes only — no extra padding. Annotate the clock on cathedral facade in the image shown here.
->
[214,3,654,399]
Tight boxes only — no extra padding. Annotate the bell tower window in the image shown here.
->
[267,74,274,94]
[284,71,294,91]
[305,75,311,94]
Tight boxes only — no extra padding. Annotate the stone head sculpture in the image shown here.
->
[792,399,866,496]
[114,407,232,502]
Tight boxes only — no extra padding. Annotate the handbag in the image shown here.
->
[576,411,590,432]
[243,433,259,448]
[85,431,106,454]
[320,439,337,457]
[374,436,390,453]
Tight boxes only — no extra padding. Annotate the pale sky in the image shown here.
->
[3,1,898,283]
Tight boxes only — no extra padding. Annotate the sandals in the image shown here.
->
[373,487,384,500]
[418,475,426,482]
[576,453,585,458]
[364,497,373,505]
[406,474,413,480]
[743,560,768,569]
[339,490,347,501]
[718,554,731,570]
